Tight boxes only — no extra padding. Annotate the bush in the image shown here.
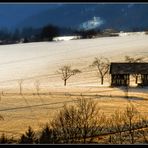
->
[0,133,9,144]
[39,124,57,144]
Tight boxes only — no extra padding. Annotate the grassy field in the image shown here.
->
[0,85,148,139]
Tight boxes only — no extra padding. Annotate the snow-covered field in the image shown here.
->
[0,32,148,137]
[53,36,80,41]
[0,32,148,91]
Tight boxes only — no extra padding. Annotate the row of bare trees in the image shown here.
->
[1,97,148,144]
[57,56,145,86]
[14,56,145,94]
[57,57,110,86]
[16,79,41,95]
[16,58,108,92]
[48,98,148,144]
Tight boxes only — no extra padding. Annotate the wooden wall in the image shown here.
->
[111,74,130,86]
[141,74,148,86]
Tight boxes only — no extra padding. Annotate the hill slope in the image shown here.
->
[0,32,148,91]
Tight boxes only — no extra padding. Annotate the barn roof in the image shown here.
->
[110,63,148,74]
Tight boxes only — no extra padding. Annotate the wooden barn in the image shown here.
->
[110,63,148,86]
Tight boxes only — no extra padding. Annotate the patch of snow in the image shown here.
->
[53,36,80,41]
[119,31,145,37]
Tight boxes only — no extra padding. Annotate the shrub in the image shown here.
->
[19,126,37,144]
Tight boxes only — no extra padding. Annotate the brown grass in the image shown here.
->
[0,86,148,139]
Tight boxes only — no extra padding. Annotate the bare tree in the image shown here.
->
[125,56,145,84]
[125,56,144,63]
[123,103,139,144]
[90,57,110,85]
[51,97,105,143]
[18,79,23,95]
[108,109,126,144]
[57,65,81,86]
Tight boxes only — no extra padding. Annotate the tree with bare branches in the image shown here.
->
[90,57,110,85]
[125,56,144,63]
[125,56,145,84]
[107,109,126,144]
[51,97,105,143]
[57,65,81,86]
[123,103,139,144]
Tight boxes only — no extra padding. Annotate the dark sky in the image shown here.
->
[0,3,62,29]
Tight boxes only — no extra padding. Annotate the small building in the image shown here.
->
[110,63,148,86]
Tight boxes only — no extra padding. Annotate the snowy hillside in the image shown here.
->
[0,32,148,91]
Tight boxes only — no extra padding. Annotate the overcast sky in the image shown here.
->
[0,3,62,29]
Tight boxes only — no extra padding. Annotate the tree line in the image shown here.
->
[1,24,148,45]
[1,97,148,144]
[0,25,120,45]
[0,25,59,45]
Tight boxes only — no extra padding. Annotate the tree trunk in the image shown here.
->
[101,77,104,85]
[64,79,67,86]
[119,132,122,144]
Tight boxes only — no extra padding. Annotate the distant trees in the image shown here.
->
[0,24,60,45]
[75,29,101,39]
[40,24,59,41]
[0,28,12,44]
[102,28,119,37]
[58,27,76,36]
[74,28,119,39]
[57,65,81,86]
[0,25,120,45]
[11,29,20,41]
[19,27,42,43]
[90,57,110,85]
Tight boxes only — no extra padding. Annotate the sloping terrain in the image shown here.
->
[0,32,148,137]
[0,32,148,90]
